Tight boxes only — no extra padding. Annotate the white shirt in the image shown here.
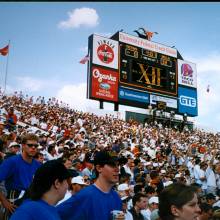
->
[206,166,217,187]
[124,211,133,220]
[141,209,151,220]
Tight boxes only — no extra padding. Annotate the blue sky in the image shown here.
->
[1,2,220,131]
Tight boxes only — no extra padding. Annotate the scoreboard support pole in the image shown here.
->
[99,100,104,109]
[114,103,119,111]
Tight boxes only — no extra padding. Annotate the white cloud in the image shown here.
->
[15,76,45,92]
[58,7,99,29]
[55,83,97,111]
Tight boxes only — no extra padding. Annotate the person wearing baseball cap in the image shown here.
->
[57,150,123,220]
[71,176,88,195]
[4,142,21,160]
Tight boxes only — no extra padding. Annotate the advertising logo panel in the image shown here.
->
[119,32,177,58]
[178,86,198,116]
[150,94,177,109]
[92,35,118,69]
[119,87,149,103]
[178,59,197,88]
[91,66,118,102]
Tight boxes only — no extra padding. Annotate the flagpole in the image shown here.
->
[4,40,10,94]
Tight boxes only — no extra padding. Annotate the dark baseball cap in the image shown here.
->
[94,150,119,166]
[206,193,216,200]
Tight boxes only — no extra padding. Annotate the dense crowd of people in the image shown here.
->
[1,89,220,220]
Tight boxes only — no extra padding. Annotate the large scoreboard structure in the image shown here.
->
[87,31,198,117]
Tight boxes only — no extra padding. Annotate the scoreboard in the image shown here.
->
[87,31,198,117]
[119,43,177,96]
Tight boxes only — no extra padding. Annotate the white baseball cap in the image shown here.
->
[149,196,159,204]
[8,142,20,148]
[118,183,129,191]
[71,176,88,185]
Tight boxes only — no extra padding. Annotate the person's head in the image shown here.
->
[132,192,148,211]
[71,176,88,194]
[8,141,20,154]
[21,133,39,158]
[48,144,56,154]
[134,184,145,194]
[62,157,73,169]
[94,150,119,185]
[199,203,213,220]
[159,183,201,220]
[117,183,130,197]
[34,152,44,163]
[206,193,216,205]
[149,196,159,211]
[28,160,70,203]
[145,185,157,197]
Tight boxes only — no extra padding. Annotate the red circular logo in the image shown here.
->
[97,44,114,64]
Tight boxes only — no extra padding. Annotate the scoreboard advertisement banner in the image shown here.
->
[150,94,177,109]
[178,59,197,88]
[91,66,119,102]
[119,41,178,97]
[119,87,149,103]
[178,86,198,116]
[92,35,119,70]
[119,32,177,58]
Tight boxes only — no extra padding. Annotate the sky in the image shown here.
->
[0,2,220,131]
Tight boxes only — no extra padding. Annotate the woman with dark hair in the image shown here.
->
[10,160,70,220]
[159,183,201,220]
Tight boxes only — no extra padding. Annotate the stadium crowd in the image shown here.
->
[1,89,220,220]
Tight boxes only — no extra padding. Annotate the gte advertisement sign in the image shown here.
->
[91,66,118,102]
[178,86,198,116]
[92,35,118,69]
[178,60,197,88]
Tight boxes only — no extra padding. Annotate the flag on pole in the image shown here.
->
[0,45,9,56]
[207,85,210,93]
[79,54,89,64]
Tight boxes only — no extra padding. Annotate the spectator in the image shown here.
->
[129,192,148,220]
[158,183,201,220]
[198,203,213,220]
[70,176,88,195]
[56,150,123,220]
[121,196,133,220]
[10,160,70,220]
[0,133,41,219]
[4,142,20,160]
[5,107,17,132]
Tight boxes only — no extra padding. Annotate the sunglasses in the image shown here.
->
[26,143,39,148]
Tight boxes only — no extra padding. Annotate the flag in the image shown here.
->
[0,45,9,56]
[79,54,89,64]
[207,85,210,93]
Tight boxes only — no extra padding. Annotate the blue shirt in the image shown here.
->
[57,184,122,220]
[0,155,41,191]
[10,199,61,220]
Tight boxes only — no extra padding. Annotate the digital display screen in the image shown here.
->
[119,43,177,96]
